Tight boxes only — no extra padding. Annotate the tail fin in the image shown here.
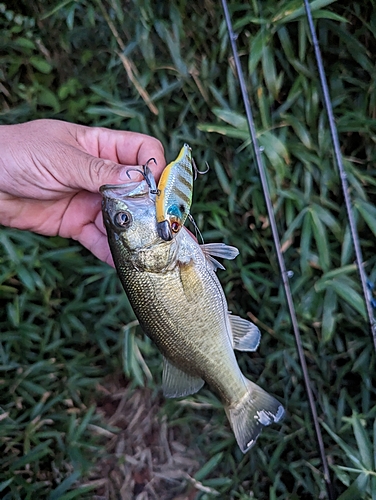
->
[226,378,284,453]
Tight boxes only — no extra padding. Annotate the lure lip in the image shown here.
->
[157,220,173,241]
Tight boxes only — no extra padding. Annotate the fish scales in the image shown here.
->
[112,242,245,403]
[101,152,284,454]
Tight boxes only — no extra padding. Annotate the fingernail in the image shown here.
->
[119,166,142,182]
[119,167,130,181]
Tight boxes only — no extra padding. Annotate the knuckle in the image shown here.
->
[150,137,164,153]
[88,156,107,183]
[88,156,126,188]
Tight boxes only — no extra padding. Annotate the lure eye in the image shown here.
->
[170,221,181,233]
[114,211,132,228]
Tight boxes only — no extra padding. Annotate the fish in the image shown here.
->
[100,168,284,454]
[155,143,193,241]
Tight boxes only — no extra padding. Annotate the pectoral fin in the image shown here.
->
[203,254,226,271]
[179,262,203,302]
[229,314,261,351]
[201,243,239,271]
[162,358,205,398]
[201,243,239,260]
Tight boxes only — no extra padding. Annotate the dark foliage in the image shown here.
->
[0,0,375,498]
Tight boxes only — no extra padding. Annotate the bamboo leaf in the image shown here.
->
[194,452,224,481]
[197,123,250,140]
[10,441,53,471]
[311,203,342,239]
[249,30,270,73]
[282,206,309,243]
[321,287,337,342]
[29,56,53,74]
[212,108,248,130]
[300,209,312,274]
[273,0,338,24]
[355,200,376,238]
[0,478,14,492]
[213,159,231,195]
[372,477,376,500]
[284,114,313,149]
[322,422,364,470]
[340,224,353,266]
[350,414,373,470]
[329,279,367,319]
[317,265,357,282]
[310,207,331,271]
[336,474,369,500]
[262,44,279,99]
[47,470,81,500]
[259,130,290,164]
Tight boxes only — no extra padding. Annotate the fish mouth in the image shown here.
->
[100,180,150,199]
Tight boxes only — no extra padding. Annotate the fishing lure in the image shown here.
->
[155,143,194,241]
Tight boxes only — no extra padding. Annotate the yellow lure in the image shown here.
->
[156,144,193,241]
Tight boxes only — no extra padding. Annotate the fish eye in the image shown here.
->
[114,211,132,228]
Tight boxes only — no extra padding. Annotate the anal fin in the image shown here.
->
[163,357,204,398]
[229,314,261,351]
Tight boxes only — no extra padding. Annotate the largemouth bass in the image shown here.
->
[100,172,284,453]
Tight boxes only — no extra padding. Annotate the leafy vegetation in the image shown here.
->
[1,0,375,498]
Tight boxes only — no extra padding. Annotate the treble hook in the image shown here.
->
[126,158,160,195]
[192,158,210,180]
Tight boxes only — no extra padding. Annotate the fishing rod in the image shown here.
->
[303,0,376,351]
[220,1,335,498]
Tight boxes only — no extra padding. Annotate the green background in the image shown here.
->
[1,0,375,498]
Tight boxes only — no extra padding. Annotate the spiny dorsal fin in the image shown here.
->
[229,314,261,351]
[162,357,205,398]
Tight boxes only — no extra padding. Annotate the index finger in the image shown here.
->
[79,127,166,183]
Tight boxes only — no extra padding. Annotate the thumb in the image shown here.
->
[72,152,144,193]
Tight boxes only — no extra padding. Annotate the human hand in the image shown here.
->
[0,119,166,265]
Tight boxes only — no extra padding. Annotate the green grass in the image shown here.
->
[1,0,376,498]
